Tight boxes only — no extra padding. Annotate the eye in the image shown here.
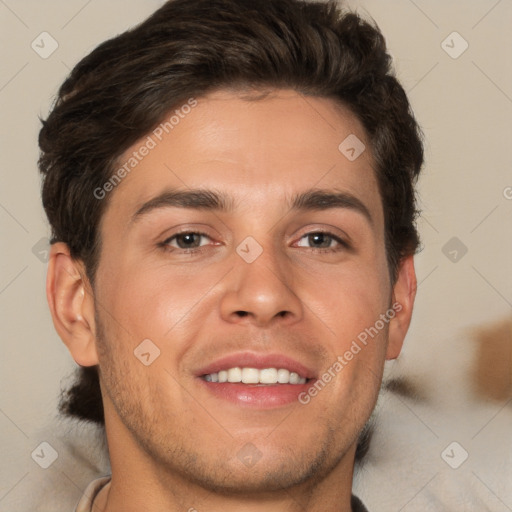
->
[163,232,212,250]
[296,232,346,251]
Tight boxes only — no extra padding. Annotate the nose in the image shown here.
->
[219,245,304,327]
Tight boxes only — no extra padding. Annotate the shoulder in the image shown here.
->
[74,476,111,512]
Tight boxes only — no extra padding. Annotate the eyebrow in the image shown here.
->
[132,189,234,223]
[131,188,373,225]
[290,189,373,225]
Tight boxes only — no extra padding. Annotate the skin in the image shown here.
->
[47,88,416,511]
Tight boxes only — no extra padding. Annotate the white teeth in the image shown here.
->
[241,367,260,384]
[289,372,300,384]
[260,368,278,384]
[203,367,307,385]
[277,368,290,383]
[227,367,242,383]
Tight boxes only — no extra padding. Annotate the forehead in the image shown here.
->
[105,88,382,223]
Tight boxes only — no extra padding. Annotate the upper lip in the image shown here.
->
[195,351,317,379]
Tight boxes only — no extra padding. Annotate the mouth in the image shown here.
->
[195,352,317,408]
[201,367,310,385]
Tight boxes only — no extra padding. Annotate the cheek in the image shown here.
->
[96,259,223,351]
[301,256,391,345]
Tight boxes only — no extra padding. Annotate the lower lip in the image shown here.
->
[198,379,314,408]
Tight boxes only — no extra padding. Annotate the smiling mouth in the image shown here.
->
[201,367,310,385]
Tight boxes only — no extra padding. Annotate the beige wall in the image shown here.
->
[1,0,510,508]
[347,0,512,378]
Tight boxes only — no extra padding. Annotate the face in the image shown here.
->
[88,89,407,493]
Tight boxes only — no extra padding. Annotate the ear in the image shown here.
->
[386,255,417,360]
[46,242,99,366]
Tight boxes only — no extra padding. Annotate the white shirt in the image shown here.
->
[75,476,369,511]
[75,476,111,512]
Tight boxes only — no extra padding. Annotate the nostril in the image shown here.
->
[235,311,249,317]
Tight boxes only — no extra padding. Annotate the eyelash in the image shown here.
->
[295,232,349,253]
[160,230,349,254]
[160,231,213,254]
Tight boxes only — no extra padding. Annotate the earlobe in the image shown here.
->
[386,255,417,360]
[46,242,99,367]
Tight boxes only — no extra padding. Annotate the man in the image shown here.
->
[39,0,423,510]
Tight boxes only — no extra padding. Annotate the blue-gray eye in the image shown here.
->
[167,232,210,249]
[297,232,341,249]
